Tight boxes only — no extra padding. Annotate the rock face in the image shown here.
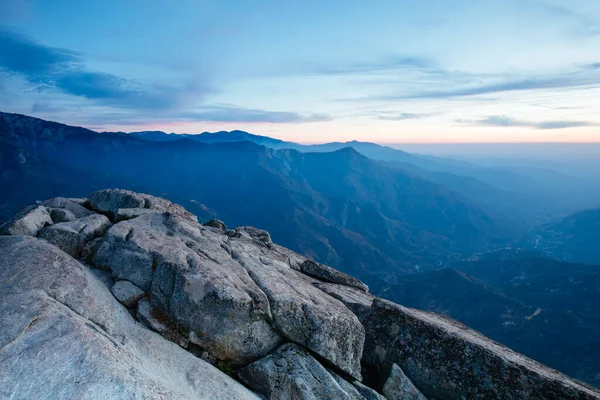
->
[238,343,358,400]
[363,298,600,400]
[39,214,111,257]
[0,235,259,400]
[382,364,426,400]
[1,189,599,400]
[89,189,198,222]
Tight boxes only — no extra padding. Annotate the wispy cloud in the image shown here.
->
[458,115,598,130]
[377,112,430,121]
[0,29,207,110]
[179,106,331,124]
[306,55,435,76]
[77,105,330,126]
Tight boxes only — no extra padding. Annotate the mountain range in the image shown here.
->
[2,111,514,277]
[3,111,600,387]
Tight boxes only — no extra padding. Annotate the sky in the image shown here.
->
[1,0,600,144]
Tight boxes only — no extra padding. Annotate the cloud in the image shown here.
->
[308,55,435,75]
[377,112,430,121]
[182,106,330,123]
[384,74,600,100]
[78,106,331,126]
[0,29,78,75]
[0,29,204,110]
[459,115,598,130]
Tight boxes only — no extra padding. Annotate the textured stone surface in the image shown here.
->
[382,364,426,400]
[363,298,600,400]
[115,207,161,221]
[238,343,355,400]
[230,235,365,379]
[92,212,282,365]
[4,190,600,400]
[49,208,76,223]
[0,205,52,236]
[89,189,197,222]
[110,279,145,307]
[0,235,260,400]
[40,197,93,219]
[39,214,111,257]
[313,282,375,322]
[352,382,387,400]
[298,259,369,292]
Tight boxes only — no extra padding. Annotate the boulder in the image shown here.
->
[238,343,356,400]
[363,298,600,400]
[313,282,375,322]
[0,235,260,400]
[49,208,76,223]
[297,259,369,292]
[0,205,52,236]
[230,226,272,244]
[39,214,111,257]
[40,197,93,219]
[89,189,197,222]
[204,219,227,230]
[110,279,145,307]
[382,364,426,400]
[92,212,282,365]
[230,236,365,379]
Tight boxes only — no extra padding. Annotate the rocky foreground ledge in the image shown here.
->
[0,189,598,400]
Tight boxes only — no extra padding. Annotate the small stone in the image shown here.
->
[110,280,145,308]
[204,219,227,230]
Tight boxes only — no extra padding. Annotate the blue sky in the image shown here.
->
[1,0,600,143]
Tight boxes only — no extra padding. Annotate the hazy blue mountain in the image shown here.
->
[377,249,600,387]
[128,129,287,147]
[128,129,593,220]
[529,210,600,266]
[0,111,509,276]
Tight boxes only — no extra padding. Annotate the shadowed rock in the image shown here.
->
[40,197,93,219]
[238,343,357,400]
[363,298,600,400]
[204,219,227,230]
[382,364,426,400]
[39,214,111,257]
[49,208,76,223]
[297,260,369,292]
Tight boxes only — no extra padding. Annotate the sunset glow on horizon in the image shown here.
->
[2,0,600,144]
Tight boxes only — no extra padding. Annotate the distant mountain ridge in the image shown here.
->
[128,128,598,222]
[0,111,509,277]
